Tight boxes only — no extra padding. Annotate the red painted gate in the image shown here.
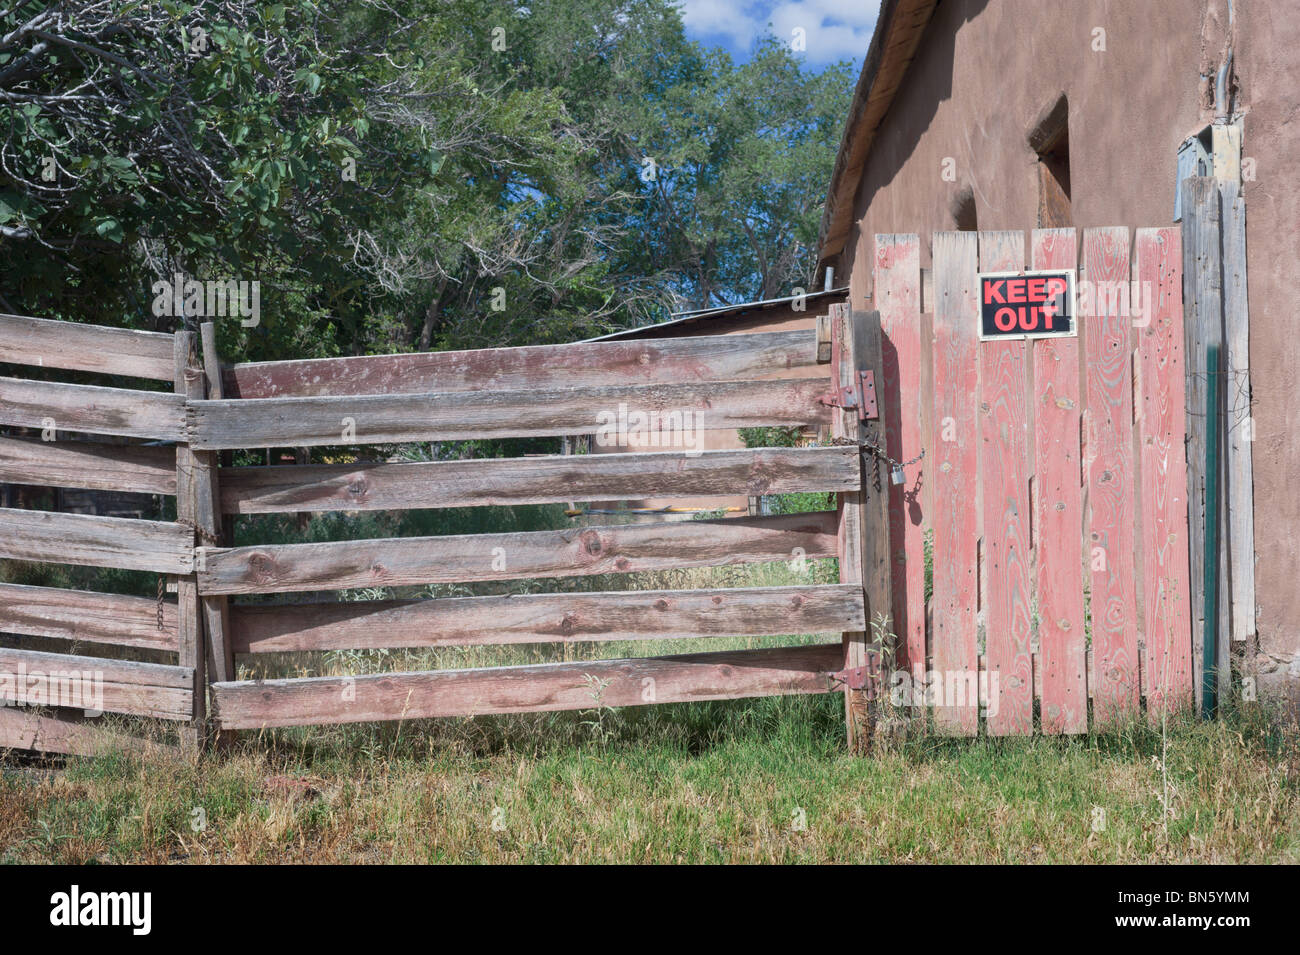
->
[874,228,1195,733]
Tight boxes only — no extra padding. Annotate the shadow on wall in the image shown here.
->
[850,0,993,233]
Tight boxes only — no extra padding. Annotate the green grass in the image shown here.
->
[2,699,1296,863]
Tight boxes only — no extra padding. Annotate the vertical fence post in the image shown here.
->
[197,323,235,742]
[174,330,207,751]
[1203,345,1221,719]
[832,304,891,753]
[197,324,234,688]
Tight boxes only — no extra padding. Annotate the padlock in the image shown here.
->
[890,464,905,485]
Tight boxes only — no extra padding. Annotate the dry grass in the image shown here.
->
[2,698,1297,864]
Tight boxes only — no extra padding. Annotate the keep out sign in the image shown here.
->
[978,270,1076,340]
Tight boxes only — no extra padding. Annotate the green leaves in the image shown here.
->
[296,68,324,94]
[92,218,124,243]
[0,0,849,368]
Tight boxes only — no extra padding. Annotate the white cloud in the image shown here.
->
[769,0,880,62]
[676,0,764,47]
[676,0,880,64]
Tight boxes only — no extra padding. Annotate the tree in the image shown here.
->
[0,0,853,359]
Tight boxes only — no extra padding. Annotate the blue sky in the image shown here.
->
[675,0,879,68]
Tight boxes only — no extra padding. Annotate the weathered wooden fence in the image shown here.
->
[1,225,1206,753]
[875,228,1196,734]
[1,308,892,755]
[0,315,202,755]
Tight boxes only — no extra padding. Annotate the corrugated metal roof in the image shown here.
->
[582,287,849,342]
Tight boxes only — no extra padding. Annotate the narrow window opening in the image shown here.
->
[1029,94,1072,228]
[951,186,977,231]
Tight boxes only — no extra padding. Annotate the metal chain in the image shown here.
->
[156,576,165,631]
[177,517,221,547]
[828,436,926,473]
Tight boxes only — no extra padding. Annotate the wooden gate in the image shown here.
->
[1,308,892,755]
[874,228,1195,733]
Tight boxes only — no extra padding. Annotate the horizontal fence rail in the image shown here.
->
[0,707,154,757]
[0,376,186,441]
[211,643,844,729]
[187,378,833,450]
[0,313,175,381]
[0,435,177,496]
[0,582,177,651]
[230,584,865,653]
[220,446,858,514]
[224,328,824,398]
[197,511,838,595]
[0,647,192,720]
[0,507,194,574]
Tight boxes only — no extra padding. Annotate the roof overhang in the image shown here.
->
[816,0,940,268]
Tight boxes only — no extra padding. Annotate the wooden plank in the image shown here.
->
[1032,229,1087,733]
[174,332,207,743]
[223,329,821,398]
[874,234,926,672]
[0,313,175,381]
[231,584,865,653]
[930,231,981,733]
[188,378,832,450]
[1136,227,1195,717]
[0,582,177,651]
[816,315,833,363]
[1219,181,1256,650]
[201,324,238,546]
[211,643,843,729]
[0,507,193,574]
[0,435,176,495]
[1179,178,1224,713]
[197,510,838,596]
[829,305,890,752]
[978,231,1033,736]
[220,445,859,514]
[0,708,157,757]
[0,376,185,441]
[195,323,234,685]
[0,647,192,719]
[200,321,226,401]
[1083,227,1140,725]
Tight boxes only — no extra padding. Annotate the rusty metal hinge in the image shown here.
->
[858,369,877,420]
[818,369,878,421]
[829,652,882,696]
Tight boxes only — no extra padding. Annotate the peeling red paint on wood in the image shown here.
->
[1032,229,1087,733]
[931,232,981,734]
[1136,227,1195,718]
[874,234,926,671]
[1084,228,1140,725]
[979,231,1032,736]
